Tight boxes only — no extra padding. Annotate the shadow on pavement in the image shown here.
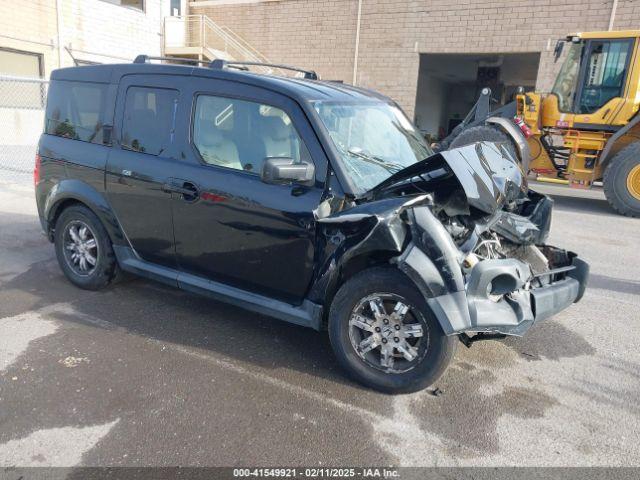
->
[545,191,616,217]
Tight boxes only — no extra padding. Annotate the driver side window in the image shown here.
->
[192,95,312,174]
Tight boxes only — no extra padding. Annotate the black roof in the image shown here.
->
[50,62,391,105]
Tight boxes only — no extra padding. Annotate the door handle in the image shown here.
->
[162,181,199,200]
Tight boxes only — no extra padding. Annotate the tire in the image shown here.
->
[449,124,519,161]
[54,204,119,290]
[603,142,640,217]
[328,267,457,394]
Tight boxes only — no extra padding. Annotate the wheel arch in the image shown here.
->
[318,250,400,329]
[485,116,531,170]
[599,114,640,169]
[44,179,125,245]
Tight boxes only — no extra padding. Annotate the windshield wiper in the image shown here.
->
[346,149,405,173]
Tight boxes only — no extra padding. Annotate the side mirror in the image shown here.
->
[261,157,315,185]
[553,40,565,62]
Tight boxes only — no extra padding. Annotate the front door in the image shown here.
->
[573,38,635,115]
[171,78,328,304]
[106,75,185,268]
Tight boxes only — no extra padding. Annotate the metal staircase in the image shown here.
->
[163,15,276,74]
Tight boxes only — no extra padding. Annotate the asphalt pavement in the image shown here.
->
[0,179,639,467]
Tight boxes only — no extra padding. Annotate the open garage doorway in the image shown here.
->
[414,53,540,142]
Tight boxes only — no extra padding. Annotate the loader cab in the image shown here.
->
[546,32,640,126]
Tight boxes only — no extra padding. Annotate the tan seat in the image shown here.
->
[262,116,294,159]
[197,128,242,170]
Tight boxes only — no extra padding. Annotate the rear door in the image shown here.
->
[171,77,328,304]
[106,75,185,268]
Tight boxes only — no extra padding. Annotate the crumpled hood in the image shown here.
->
[369,141,527,215]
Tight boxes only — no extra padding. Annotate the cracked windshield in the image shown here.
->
[314,101,432,192]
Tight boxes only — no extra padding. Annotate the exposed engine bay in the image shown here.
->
[314,142,589,338]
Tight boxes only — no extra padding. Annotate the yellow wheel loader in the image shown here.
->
[437,30,640,217]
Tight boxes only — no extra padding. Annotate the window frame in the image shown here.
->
[45,80,111,145]
[120,85,180,156]
[99,0,145,13]
[0,47,44,78]
[190,91,315,177]
[572,38,635,114]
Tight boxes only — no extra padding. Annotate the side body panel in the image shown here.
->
[37,81,117,240]
[105,74,186,269]
[170,77,329,304]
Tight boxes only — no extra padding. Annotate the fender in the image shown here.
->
[42,178,127,246]
[598,112,640,167]
[307,195,471,336]
[307,196,426,307]
[486,116,531,171]
[395,206,470,335]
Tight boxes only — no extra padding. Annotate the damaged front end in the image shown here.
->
[314,142,589,338]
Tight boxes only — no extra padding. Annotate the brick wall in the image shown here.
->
[191,0,640,118]
[192,0,359,82]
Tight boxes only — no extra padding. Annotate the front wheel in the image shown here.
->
[603,142,640,217]
[328,268,456,394]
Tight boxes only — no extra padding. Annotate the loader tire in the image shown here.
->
[449,124,519,162]
[603,142,640,218]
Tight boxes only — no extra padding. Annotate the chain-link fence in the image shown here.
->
[0,75,49,184]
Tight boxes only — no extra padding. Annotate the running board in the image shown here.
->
[113,246,322,330]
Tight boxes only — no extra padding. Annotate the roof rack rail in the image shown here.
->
[210,59,319,80]
[133,55,209,66]
[132,55,320,80]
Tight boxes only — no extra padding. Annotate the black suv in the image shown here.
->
[35,58,589,393]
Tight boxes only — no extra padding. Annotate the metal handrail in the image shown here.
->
[164,15,288,76]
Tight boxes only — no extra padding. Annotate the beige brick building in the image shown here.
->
[0,0,183,172]
[188,0,640,138]
[0,0,175,78]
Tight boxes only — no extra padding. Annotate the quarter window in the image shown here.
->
[193,95,311,174]
[45,80,108,144]
[121,87,178,155]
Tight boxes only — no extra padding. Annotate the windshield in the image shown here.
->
[551,41,583,112]
[314,101,432,193]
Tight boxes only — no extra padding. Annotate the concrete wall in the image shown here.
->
[0,0,169,175]
[190,0,640,118]
[0,0,169,78]
[414,74,448,137]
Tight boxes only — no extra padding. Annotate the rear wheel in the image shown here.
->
[54,205,119,290]
[449,124,519,161]
[603,142,640,217]
[328,268,456,393]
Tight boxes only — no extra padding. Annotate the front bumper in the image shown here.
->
[400,242,590,337]
[463,253,589,336]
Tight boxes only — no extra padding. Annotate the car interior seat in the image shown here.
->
[196,126,242,170]
[262,116,295,160]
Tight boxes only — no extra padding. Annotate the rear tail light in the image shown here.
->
[34,153,41,187]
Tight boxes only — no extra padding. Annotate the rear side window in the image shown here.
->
[45,80,108,144]
[121,86,178,156]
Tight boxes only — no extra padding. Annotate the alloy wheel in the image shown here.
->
[63,220,99,276]
[348,293,429,373]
